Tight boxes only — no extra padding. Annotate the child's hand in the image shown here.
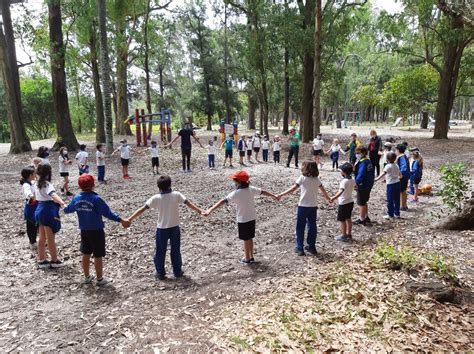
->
[202,210,210,217]
[120,218,131,228]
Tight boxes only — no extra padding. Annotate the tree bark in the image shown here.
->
[283,45,290,135]
[144,0,153,139]
[115,17,132,136]
[420,111,429,129]
[48,0,79,151]
[248,93,256,130]
[312,0,322,137]
[223,4,232,124]
[0,0,31,153]
[89,21,105,143]
[97,0,114,154]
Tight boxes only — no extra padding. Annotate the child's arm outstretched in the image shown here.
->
[96,197,131,228]
[329,188,344,203]
[127,205,147,223]
[319,185,332,204]
[203,198,226,216]
[277,184,299,199]
[261,190,280,201]
[51,192,66,208]
[374,171,387,183]
[184,200,204,215]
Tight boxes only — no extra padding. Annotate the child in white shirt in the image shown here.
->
[375,151,402,219]
[312,134,325,168]
[207,139,216,169]
[96,144,106,182]
[142,141,160,175]
[204,170,278,264]
[380,142,393,167]
[278,161,331,255]
[246,136,253,163]
[329,163,356,242]
[20,167,38,248]
[58,147,73,196]
[325,138,345,171]
[272,136,281,164]
[75,144,89,176]
[127,175,204,280]
[261,136,270,162]
[112,140,133,179]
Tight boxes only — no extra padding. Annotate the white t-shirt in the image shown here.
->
[273,141,281,151]
[58,155,70,173]
[41,157,50,165]
[246,139,253,151]
[34,181,56,202]
[338,178,356,205]
[207,145,216,155]
[119,145,131,159]
[75,151,88,165]
[330,144,341,153]
[312,138,325,151]
[225,186,262,223]
[383,163,401,185]
[262,141,270,150]
[295,175,322,207]
[150,146,159,158]
[96,151,105,166]
[146,191,187,229]
[253,137,261,148]
[22,182,35,201]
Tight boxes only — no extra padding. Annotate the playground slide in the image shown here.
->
[390,117,403,128]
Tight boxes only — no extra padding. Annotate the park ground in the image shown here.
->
[0,124,473,351]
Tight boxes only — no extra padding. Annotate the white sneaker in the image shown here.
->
[38,260,50,269]
[50,260,66,268]
[83,275,94,284]
[383,215,394,220]
[96,277,112,286]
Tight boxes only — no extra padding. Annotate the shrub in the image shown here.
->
[438,163,470,211]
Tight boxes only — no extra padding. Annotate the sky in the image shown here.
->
[11,0,404,68]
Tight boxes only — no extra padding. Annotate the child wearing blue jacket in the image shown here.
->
[64,174,130,285]
[396,144,411,211]
[409,147,423,203]
[353,146,374,226]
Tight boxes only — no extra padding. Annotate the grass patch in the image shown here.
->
[374,241,419,271]
[229,335,250,349]
[427,252,458,283]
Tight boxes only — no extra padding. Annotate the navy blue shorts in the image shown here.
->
[35,201,61,234]
[24,202,37,223]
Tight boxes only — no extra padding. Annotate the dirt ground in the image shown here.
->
[0,125,473,351]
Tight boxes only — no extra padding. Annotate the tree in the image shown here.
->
[0,0,31,153]
[47,0,79,150]
[97,0,114,154]
[312,0,322,136]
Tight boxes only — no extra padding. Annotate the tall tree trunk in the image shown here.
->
[74,72,82,133]
[283,45,290,135]
[144,0,153,139]
[48,0,79,151]
[115,19,132,136]
[97,0,114,154]
[205,77,213,131]
[248,93,256,130]
[420,111,429,129]
[111,80,119,134]
[89,21,106,143]
[312,0,322,137]
[0,0,31,153]
[223,4,232,124]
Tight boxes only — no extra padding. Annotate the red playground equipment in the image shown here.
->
[126,108,173,147]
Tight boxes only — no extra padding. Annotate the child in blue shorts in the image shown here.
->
[65,174,130,285]
[20,167,38,249]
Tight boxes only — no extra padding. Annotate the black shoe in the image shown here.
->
[364,217,372,225]
[304,246,317,255]
[155,273,166,280]
[286,164,290,168]
[174,271,184,278]
[295,250,305,256]
[240,258,251,264]
[249,258,255,263]
[353,218,364,225]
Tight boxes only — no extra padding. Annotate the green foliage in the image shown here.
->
[438,163,470,211]
[70,96,96,134]
[0,82,9,143]
[21,76,55,140]
[374,242,418,271]
[427,253,458,283]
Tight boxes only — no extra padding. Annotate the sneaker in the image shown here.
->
[383,215,394,220]
[400,207,409,211]
[395,215,401,219]
[66,191,74,197]
[295,250,305,256]
[335,234,352,242]
[50,260,66,268]
[38,260,50,269]
[155,273,166,281]
[240,258,251,264]
[249,258,255,263]
[304,246,317,255]
[96,277,112,286]
[229,164,233,168]
[83,275,94,284]
[286,164,290,168]
[174,271,184,278]
[409,199,418,203]
[353,218,364,225]
[365,216,372,224]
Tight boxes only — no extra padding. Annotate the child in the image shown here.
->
[329,162,356,242]
[96,144,106,183]
[75,144,89,176]
[207,139,216,169]
[345,133,361,165]
[252,133,262,162]
[237,135,247,166]
[20,167,38,249]
[142,141,160,175]
[127,175,204,280]
[380,142,393,167]
[396,144,410,211]
[37,146,50,165]
[220,134,235,168]
[64,174,130,285]
[204,170,278,263]
[375,151,401,220]
[246,136,253,163]
[58,147,73,196]
[34,163,66,269]
[32,157,43,170]
[409,147,423,202]
[326,138,345,171]
[112,140,133,179]
[353,146,375,226]
[261,136,270,162]
[272,135,281,164]
[402,141,410,159]
[277,161,331,255]
[312,133,325,168]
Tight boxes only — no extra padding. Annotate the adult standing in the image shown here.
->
[252,133,262,162]
[345,133,361,165]
[368,130,382,176]
[286,128,300,168]
[166,122,203,172]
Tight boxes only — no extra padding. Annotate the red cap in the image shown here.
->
[78,174,95,191]
[228,170,250,183]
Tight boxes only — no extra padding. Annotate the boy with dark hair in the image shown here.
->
[220,134,235,167]
[127,175,204,280]
[237,135,247,166]
[65,174,130,285]
[396,144,411,211]
[96,144,106,183]
[353,146,375,225]
[75,144,89,176]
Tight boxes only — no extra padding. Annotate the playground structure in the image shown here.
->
[343,111,360,128]
[126,108,172,147]
[219,120,239,143]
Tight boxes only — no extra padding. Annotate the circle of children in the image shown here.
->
[19,126,424,285]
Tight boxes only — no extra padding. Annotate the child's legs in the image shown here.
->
[306,207,317,248]
[294,147,299,166]
[346,219,353,235]
[154,228,169,276]
[409,177,415,194]
[295,207,307,251]
[38,225,46,259]
[393,183,401,215]
[82,254,91,276]
[94,257,103,279]
[63,176,69,191]
[360,204,368,219]
[386,184,394,217]
[413,183,419,200]
[243,240,252,259]
[169,226,182,276]
[98,165,105,181]
[181,148,187,170]
[208,154,212,168]
[185,149,191,170]
[401,191,407,208]
[44,226,58,261]
[340,221,347,235]
[26,220,37,244]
